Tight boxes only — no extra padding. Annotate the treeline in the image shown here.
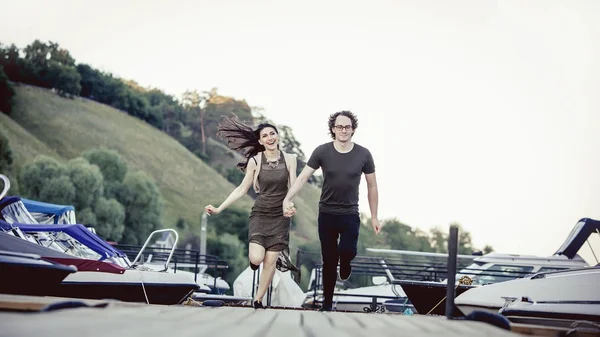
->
[0,39,322,188]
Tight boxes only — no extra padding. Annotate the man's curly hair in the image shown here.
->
[328,110,358,140]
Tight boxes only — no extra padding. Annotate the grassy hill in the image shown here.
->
[0,112,60,168]
[1,84,321,245]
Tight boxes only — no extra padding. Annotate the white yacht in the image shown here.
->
[454,217,600,320]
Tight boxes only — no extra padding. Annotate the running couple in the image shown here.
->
[205,110,380,311]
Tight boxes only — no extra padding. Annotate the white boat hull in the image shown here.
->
[455,266,600,316]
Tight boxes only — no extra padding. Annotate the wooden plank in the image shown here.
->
[205,309,281,337]
[339,313,414,337]
[263,309,305,337]
[295,311,351,337]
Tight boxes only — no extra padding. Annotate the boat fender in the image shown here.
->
[202,300,224,307]
[40,301,109,312]
[463,310,511,331]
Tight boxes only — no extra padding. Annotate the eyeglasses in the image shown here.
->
[334,125,353,131]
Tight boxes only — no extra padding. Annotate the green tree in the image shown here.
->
[0,129,18,194]
[175,217,187,231]
[207,233,247,289]
[94,197,126,241]
[225,167,244,186]
[182,89,207,155]
[0,129,13,173]
[278,125,305,161]
[381,219,428,251]
[144,88,183,137]
[452,223,475,255]
[117,171,163,245]
[76,63,102,99]
[21,40,81,96]
[66,158,104,210]
[429,226,447,253]
[77,207,97,226]
[0,43,24,82]
[38,175,76,206]
[48,62,81,97]
[0,65,15,114]
[357,214,387,254]
[209,206,250,243]
[83,148,127,198]
[19,156,66,199]
[203,89,253,145]
[429,224,478,255]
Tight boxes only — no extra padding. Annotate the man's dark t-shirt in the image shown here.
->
[306,142,375,215]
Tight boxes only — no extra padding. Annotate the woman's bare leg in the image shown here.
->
[253,250,279,303]
[248,242,266,268]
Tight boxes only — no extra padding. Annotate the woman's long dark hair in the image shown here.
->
[216,114,279,172]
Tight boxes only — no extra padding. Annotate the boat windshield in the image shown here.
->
[456,262,534,285]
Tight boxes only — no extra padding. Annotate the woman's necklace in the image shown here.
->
[265,151,280,169]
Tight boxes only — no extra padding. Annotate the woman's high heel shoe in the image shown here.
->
[253,300,265,309]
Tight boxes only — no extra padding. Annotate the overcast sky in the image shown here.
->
[2,0,599,260]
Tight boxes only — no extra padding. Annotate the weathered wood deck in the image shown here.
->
[0,294,595,337]
[0,294,515,337]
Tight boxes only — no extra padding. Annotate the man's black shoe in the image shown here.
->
[318,306,333,312]
[338,262,352,281]
[253,300,265,309]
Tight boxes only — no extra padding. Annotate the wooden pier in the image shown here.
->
[0,294,597,337]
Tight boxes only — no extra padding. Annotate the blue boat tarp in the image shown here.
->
[0,196,76,224]
[0,196,21,212]
[20,198,74,217]
[0,220,127,261]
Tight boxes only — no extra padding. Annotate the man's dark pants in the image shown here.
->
[318,212,360,310]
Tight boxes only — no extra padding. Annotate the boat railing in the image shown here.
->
[112,243,229,285]
[131,229,179,271]
[0,174,9,201]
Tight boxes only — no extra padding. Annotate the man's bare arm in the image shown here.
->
[365,172,381,234]
[283,165,316,215]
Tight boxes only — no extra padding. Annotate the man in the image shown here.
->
[283,110,380,312]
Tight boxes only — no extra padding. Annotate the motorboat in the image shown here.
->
[395,252,588,316]
[0,228,199,304]
[0,174,219,302]
[0,249,77,296]
[376,217,597,316]
[459,265,600,326]
[455,218,600,319]
[498,269,600,328]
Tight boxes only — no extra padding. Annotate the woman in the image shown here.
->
[204,115,300,309]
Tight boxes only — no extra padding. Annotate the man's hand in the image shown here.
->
[283,199,296,218]
[372,218,381,234]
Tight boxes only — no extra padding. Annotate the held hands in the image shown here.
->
[372,218,381,234]
[283,200,296,218]
[204,205,221,216]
